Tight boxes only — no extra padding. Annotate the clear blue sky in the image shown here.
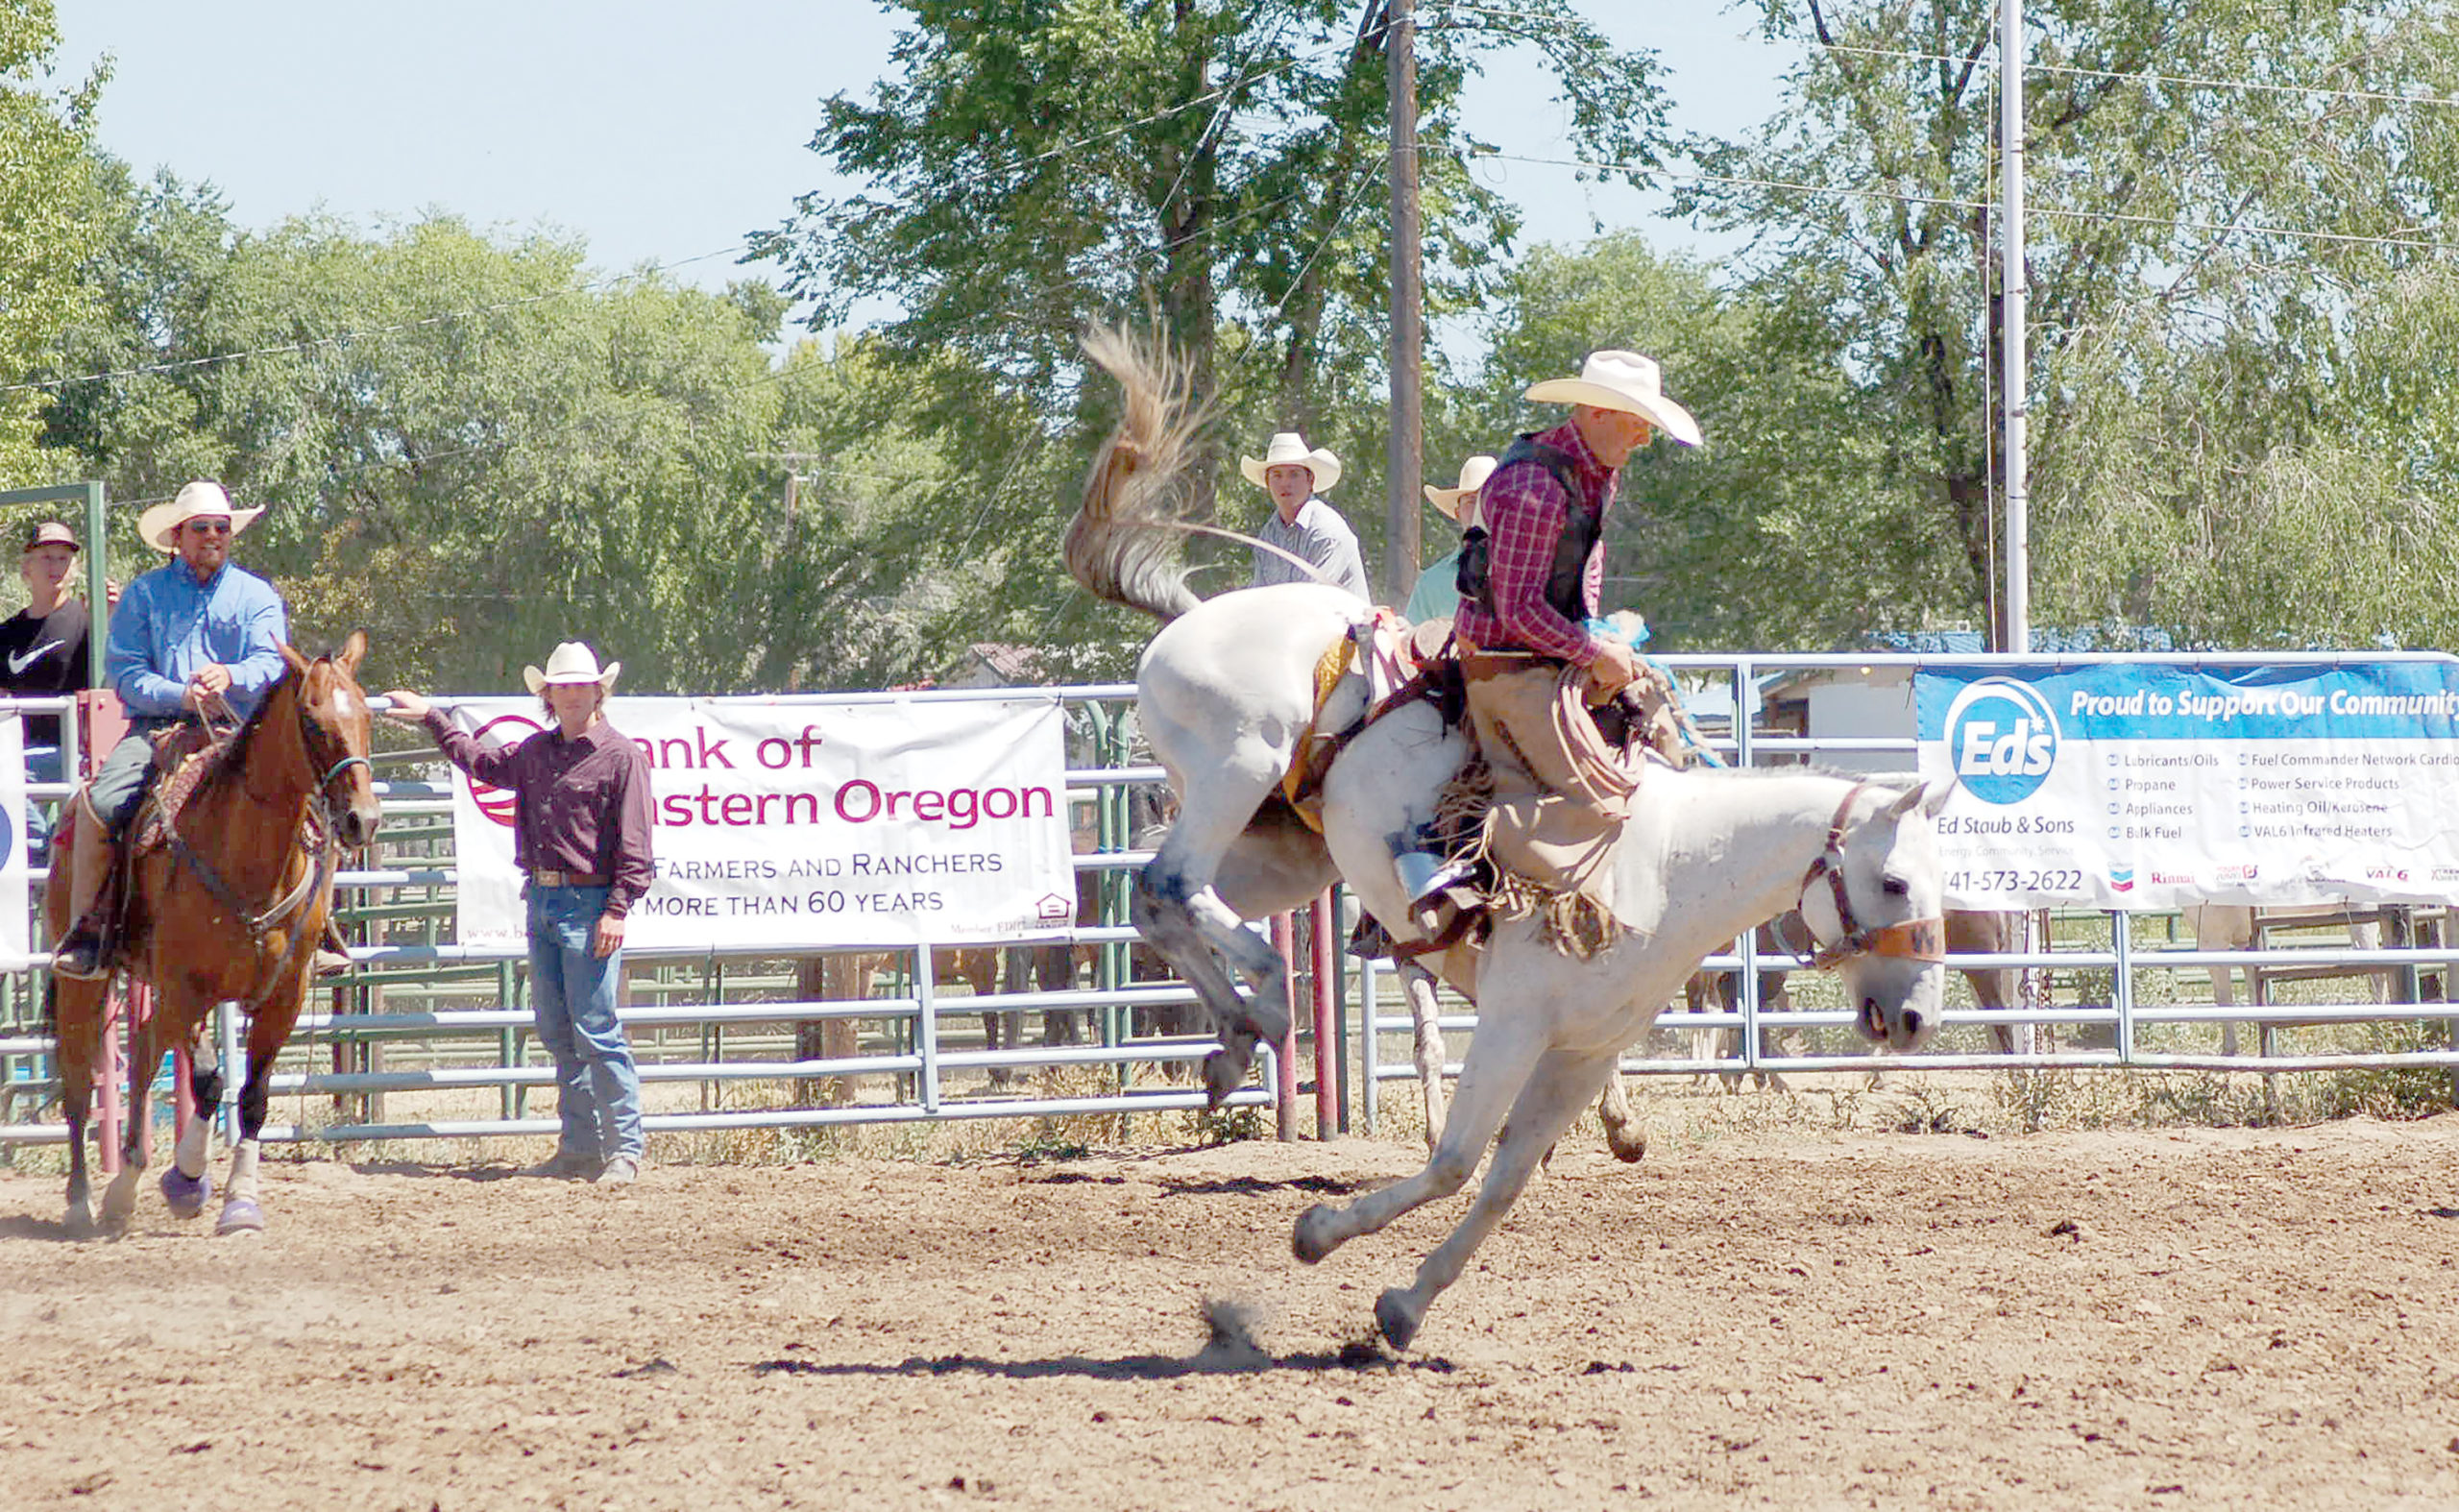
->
[56,2,1791,346]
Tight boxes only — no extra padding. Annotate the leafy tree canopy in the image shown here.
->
[0,2,105,480]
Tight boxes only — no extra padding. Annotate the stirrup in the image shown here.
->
[1394,849,1472,936]
[51,926,109,981]
[1394,848,1469,907]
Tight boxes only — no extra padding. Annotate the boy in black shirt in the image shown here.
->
[0,521,94,859]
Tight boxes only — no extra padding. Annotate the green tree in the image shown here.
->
[1434,232,1941,651]
[0,3,106,480]
[39,198,1015,694]
[755,1,1668,512]
[1679,0,2459,647]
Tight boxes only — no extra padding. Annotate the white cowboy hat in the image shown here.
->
[137,480,267,553]
[1423,454,1497,523]
[1522,351,1703,448]
[1239,431,1342,495]
[523,641,621,695]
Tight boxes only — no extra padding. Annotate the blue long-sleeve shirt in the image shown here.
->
[107,559,289,723]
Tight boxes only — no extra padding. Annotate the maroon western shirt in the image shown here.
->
[426,709,655,918]
[1449,416,1619,665]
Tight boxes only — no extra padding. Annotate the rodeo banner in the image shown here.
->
[1915,659,2459,911]
[442,696,1076,952]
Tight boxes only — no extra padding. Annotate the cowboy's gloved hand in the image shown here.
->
[1586,638,1641,697]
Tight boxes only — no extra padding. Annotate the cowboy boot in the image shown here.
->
[50,793,120,981]
[1394,843,1472,938]
[316,916,353,979]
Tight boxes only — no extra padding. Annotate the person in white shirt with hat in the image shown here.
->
[1245,430,1370,600]
[53,481,296,979]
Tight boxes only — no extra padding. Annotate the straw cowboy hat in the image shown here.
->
[137,480,266,553]
[523,641,622,695]
[1239,431,1342,495]
[1523,351,1703,448]
[1423,455,1498,523]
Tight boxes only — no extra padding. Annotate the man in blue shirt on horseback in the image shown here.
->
[52,481,292,979]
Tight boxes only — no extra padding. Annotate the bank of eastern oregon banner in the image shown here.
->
[444,696,1075,951]
[1914,661,2459,911]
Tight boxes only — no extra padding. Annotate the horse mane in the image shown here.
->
[226,644,353,782]
[1065,323,1333,624]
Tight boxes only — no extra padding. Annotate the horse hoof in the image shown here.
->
[160,1167,213,1220]
[1244,1002,1291,1046]
[1292,1205,1339,1265]
[215,1198,265,1235]
[1200,1049,1246,1108]
[63,1200,94,1239]
[1603,1128,1648,1163]
[99,1177,139,1232]
[1374,1289,1424,1352]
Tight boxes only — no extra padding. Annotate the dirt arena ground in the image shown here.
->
[7,1112,2459,1510]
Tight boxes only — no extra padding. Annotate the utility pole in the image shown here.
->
[1999,0,2030,654]
[746,451,825,529]
[1384,0,1423,606]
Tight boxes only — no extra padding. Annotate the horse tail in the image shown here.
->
[1065,323,1211,624]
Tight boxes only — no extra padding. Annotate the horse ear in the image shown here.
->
[336,629,368,673]
[1881,779,1948,821]
[280,642,310,678]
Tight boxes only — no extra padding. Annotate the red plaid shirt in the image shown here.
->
[1450,418,1618,665]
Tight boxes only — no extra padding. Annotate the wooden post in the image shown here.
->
[1310,890,1338,1139]
[1272,913,1298,1139]
[1384,0,1423,606]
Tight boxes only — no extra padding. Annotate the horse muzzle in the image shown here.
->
[332,798,381,851]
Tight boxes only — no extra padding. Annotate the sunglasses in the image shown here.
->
[183,520,232,536]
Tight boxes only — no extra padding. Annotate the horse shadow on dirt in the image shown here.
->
[343,1158,551,1183]
[745,1347,1459,1380]
[0,1212,85,1242]
[747,1299,1455,1379]
[1145,1174,1370,1199]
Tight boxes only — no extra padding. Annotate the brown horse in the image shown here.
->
[46,634,380,1236]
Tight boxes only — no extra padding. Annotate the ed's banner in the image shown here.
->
[1915,661,2459,911]
[444,696,1076,951]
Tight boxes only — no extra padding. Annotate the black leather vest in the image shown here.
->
[1457,432,1602,624]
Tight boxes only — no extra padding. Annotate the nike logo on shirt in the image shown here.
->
[6,639,62,675]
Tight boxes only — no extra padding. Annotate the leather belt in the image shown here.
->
[530,868,611,888]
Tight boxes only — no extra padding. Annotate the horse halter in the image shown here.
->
[1797,780,1946,971]
[291,676,374,818]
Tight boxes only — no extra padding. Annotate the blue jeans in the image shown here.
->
[90,728,163,836]
[525,884,643,1162]
[23,744,61,864]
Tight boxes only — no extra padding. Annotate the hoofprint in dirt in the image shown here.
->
[6,1120,2459,1509]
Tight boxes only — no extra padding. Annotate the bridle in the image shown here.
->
[177,666,375,962]
[1796,780,1946,971]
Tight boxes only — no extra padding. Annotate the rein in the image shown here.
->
[1795,781,1946,971]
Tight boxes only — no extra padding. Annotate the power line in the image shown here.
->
[1435,2,2459,112]
[1810,37,2459,112]
[0,243,752,397]
[1478,150,2459,255]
